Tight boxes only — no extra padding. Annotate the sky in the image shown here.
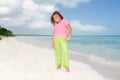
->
[0,0,120,35]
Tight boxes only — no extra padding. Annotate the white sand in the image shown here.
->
[0,37,111,80]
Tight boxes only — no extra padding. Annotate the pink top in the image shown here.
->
[54,19,69,36]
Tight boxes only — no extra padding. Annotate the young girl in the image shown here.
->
[50,11,72,72]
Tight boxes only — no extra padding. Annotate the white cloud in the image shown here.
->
[0,0,93,31]
[0,7,11,14]
[33,0,91,8]
[71,20,106,32]
[0,0,57,28]
[0,0,23,14]
[23,0,56,12]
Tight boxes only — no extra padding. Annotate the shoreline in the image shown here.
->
[0,37,113,80]
[69,53,120,80]
[15,36,120,80]
[16,35,120,62]
[14,36,120,80]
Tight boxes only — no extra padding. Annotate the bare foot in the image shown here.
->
[56,66,61,70]
[65,68,70,72]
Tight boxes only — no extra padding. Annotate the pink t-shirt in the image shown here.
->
[54,19,69,36]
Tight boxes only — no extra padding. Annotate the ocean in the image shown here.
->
[15,35,120,80]
[16,35,120,68]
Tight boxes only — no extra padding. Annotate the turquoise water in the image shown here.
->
[69,35,120,61]
[16,35,120,63]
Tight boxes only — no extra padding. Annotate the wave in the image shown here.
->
[69,50,120,69]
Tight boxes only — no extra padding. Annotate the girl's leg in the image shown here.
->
[54,37,62,68]
[61,37,70,71]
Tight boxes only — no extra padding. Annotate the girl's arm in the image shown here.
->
[52,31,54,48]
[66,24,72,40]
[64,24,72,41]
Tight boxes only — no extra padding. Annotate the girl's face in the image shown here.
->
[53,14,61,23]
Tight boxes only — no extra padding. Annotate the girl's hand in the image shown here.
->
[52,42,54,49]
[63,36,70,42]
[63,37,67,42]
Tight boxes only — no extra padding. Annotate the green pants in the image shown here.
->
[54,36,69,68]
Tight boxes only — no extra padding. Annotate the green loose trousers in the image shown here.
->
[54,36,69,68]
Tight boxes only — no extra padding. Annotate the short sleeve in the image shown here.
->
[63,19,69,26]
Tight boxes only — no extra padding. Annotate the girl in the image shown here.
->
[50,11,72,72]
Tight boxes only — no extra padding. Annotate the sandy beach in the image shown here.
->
[0,37,111,80]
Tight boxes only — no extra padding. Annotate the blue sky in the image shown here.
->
[0,0,120,35]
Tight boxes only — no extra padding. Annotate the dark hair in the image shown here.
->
[50,11,63,25]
